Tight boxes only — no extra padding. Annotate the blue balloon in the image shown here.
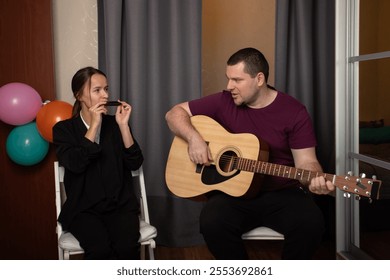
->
[6,122,49,166]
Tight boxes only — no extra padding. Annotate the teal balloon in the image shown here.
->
[6,122,49,166]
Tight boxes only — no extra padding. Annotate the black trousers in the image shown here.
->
[69,201,140,260]
[199,187,325,260]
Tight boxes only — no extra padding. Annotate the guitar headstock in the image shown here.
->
[334,172,382,200]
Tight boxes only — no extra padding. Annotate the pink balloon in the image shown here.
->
[0,82,42,125]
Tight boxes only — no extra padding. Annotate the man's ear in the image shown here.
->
[257,72,265,85]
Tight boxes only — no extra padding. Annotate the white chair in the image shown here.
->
[242,227,284,241]
[54,161,157,260]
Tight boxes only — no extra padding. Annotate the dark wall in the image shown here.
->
[0,0,58,259]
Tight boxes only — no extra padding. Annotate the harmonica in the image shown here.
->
[105,101,121,106]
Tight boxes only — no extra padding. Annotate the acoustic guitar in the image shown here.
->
[165,115,382,200]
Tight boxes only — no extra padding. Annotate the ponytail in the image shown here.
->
[72,99,81,118]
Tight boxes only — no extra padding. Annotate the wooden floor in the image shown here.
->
[69,230,390,260]
[154,230,390,260]
[154,239,336,260]
[69,239,336,260]
[67,231,390,260]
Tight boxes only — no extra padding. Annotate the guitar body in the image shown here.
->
[165,115,269,199]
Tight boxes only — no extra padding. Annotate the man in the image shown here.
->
[165,48,334,259]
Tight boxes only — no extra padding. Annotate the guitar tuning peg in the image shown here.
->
[372,175,377,180]
[355,195,361,201]
[360,173,366,178]
[347,171,353,176]
[369,198,373,204]
[343,192,351,198]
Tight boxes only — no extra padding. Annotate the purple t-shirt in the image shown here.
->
[188,90,317,190]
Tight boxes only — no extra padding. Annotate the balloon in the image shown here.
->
[6,122,49,166]
[36,100,72,142]
[0,82,42,125]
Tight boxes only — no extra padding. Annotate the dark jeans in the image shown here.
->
[199,187,325,260]
[69,201,140,260]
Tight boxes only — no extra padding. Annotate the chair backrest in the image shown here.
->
[131,167,150,224]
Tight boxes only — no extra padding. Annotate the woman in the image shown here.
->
[53,67,143,259]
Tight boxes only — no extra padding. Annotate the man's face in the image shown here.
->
[225,62,263,107]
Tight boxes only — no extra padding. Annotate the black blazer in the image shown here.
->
[53,114,143,230]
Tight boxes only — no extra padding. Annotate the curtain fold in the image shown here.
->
[98,0,204,246]
[275,0,336,240]
[275,0,336,174]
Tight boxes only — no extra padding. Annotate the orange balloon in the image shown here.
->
[36,100,72,142]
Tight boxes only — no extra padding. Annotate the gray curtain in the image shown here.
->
[275,0,336,239]
[97,0,205,246]
[275,0,335,173]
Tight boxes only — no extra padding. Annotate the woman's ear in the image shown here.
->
[75,92,81,101]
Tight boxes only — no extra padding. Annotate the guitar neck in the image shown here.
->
[235,157,332,184]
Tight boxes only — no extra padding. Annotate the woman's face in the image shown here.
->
[79,73,109,108]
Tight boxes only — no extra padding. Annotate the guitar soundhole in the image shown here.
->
[218,151,237,173]
[201,149,240,186]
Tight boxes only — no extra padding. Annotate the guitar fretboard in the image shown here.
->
[233,156,328,183]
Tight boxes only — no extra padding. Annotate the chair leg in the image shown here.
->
[58,247,64,260]
[140,245,146,260]
[64,250,70,260]
[148,245,155,260]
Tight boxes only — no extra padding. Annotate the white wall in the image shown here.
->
[52,0,98,104]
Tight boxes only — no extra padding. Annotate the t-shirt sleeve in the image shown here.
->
[288,107,317,149]
[188,92,225,118]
